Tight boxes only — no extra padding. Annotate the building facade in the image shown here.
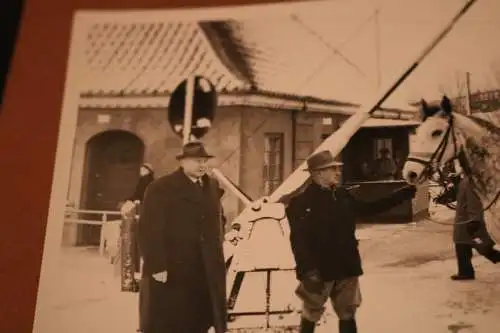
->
[64,20,423,246]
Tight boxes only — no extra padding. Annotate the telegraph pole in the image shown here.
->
[465,71,472,115]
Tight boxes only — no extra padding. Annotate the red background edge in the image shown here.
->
[0,0,290,331]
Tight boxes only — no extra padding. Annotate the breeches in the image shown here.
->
[296,276,362,322]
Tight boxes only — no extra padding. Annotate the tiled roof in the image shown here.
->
[78,19,415,120]
[80,22,251,95]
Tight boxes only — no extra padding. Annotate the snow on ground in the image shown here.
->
[36,204,499,333]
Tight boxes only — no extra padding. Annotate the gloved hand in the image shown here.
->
[120,200,137,218]
[398,184,417,198]
[224,229,242,245]
[302,270,324,294]
[407,185,417,198]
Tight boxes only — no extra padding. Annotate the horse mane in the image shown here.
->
[469,112,500,137]
[452,110,500,195]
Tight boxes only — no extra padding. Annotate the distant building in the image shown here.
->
[66,20,423,246]
[454,89,500,114]
[415,89,500,115]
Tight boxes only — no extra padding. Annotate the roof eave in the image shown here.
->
[78,92,410,120]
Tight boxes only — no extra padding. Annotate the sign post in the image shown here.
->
[182,76,195,144]
[167,75,254,206]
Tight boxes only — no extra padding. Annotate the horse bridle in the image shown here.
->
[407,114,500,212]
[406,114,459,186]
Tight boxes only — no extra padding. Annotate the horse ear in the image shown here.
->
[419,98,429,120]
[441,95,452,114]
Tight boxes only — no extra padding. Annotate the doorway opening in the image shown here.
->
[79,130,144,245]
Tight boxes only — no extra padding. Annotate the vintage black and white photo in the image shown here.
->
[33,0,500,332]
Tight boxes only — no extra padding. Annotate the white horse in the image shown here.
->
[402,95,500,244]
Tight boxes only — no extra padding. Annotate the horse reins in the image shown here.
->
[406,115,459,186]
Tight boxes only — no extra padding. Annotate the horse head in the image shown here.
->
[402,95,462,185]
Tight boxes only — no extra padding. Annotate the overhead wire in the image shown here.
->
[289,14,367,78]
[216,9,381,169]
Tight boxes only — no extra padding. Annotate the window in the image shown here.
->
[263,133,284,195]
[374,138,393,158]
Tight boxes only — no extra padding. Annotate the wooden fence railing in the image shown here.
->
[64,208,123,256]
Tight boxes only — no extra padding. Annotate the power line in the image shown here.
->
[217,10,385,168]
[290,13,367,78]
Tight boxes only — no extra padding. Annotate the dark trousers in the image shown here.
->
[455,243,474,276]
[131,222,141,273]
[138,277,149,331]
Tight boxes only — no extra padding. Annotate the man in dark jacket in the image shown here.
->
[137,141,227,333]
[285,150,416,333]
[451,175,500,281]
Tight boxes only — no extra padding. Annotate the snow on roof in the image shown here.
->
[361,118,421,128]
[221,16,378,104]
[80,22,251,95]
[77,18,415,119]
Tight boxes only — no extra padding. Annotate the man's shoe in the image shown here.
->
[450,274,475,281]
[299,317,316,333]
[339,319,358,333]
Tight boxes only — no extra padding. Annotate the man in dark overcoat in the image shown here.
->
[451,175,500,281]
[285,150,416,333]
[137,141,227,333]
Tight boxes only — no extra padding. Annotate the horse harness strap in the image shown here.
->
[406,115,458,185]
[407,114,500,213]
[483,187,500,211]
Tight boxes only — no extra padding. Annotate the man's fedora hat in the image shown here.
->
[303,150,343,171]
[176,141,214,160]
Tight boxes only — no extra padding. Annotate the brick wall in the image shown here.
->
[239,107,294,204]
[68,105,244,224]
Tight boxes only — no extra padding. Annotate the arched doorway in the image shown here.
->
[80,130,145,245]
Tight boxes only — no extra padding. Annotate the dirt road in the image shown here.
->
[34,217,499,333]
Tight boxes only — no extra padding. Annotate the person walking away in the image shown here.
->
[451,174,500,281]
[285,150,416,333]
[121,163,155,332]
[137,141,227,333]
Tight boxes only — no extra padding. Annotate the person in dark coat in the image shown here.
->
[128,163,156,276]
[130,163,155,202]
[121,163,155,332]
[285,150,416,333]
[451,175,500,281]
[137,141,227,333]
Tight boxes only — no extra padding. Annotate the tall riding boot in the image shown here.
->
[299,317,316,333]
[339,319,358,333]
